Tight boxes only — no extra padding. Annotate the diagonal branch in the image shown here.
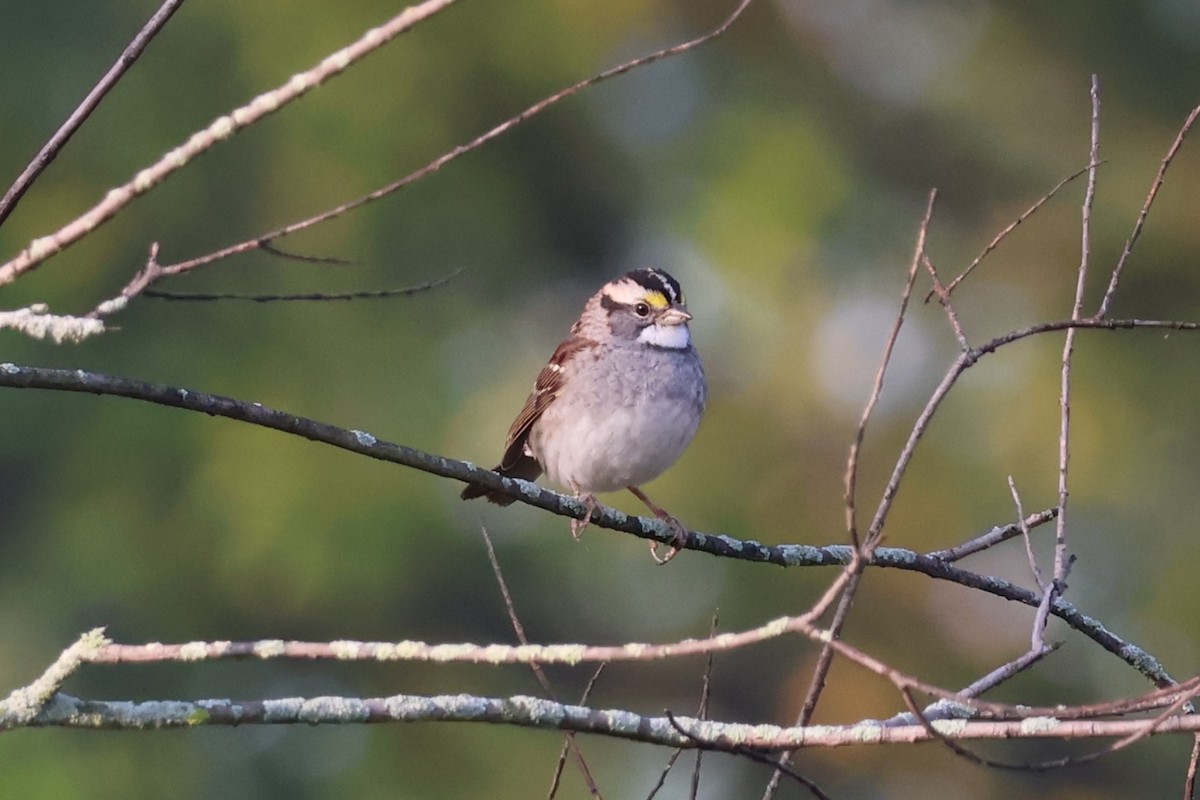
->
[1097,103,1200,318]
[844,189,935,548]
[0,629,110,731]
[0,0,188,228]
[932,164,1092,302]
[480,526,603,798]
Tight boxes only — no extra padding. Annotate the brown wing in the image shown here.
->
[460,335,593,505]
[499,335,592,468]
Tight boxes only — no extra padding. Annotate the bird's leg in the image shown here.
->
[570,483,597,540]
[627,485,689,565]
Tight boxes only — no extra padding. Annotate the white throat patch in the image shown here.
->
[638,323,690,349]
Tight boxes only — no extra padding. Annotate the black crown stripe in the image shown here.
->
[625,267,682,304]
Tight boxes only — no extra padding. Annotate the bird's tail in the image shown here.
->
[460,455,543,506]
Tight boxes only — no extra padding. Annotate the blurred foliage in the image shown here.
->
[3,0,1200,797]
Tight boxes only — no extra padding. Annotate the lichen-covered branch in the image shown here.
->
[19,690,1200,750]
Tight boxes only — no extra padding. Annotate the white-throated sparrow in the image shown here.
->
[461,268,707,562]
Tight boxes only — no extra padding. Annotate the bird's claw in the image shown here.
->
[570,493,598,540]
[649,514,689,565]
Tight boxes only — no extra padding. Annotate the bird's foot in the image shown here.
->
[648,513,690,565]
[570,491,598,540]
[627,485,690,565]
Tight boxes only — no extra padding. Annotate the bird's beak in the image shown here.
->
[657,307,692,326]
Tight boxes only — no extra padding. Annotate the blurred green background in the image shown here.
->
[3,0,1200,797]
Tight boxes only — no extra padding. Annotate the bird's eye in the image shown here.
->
[634,302,651,317]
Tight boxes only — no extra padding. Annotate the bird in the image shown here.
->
[461,268,707,563]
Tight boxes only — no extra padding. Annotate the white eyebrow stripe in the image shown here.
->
[603,278,650,306]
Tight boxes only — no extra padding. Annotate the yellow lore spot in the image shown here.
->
[643,291,669,310]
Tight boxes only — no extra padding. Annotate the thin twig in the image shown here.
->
[0,0,187,228]
[1097,104,1200,318]
[845,188,936,548]
[141,269,463,303]
[927,508,1057,562]
[975,316,1200,354]
[1006,680,1200,773]
[922,253,969,350]
[691,614,719,800]
[646,614,720,800]
[479,526,602,799]
[1047,76,1100,632]
[1007,476,1047,592]
[1031,555,1074,651]
[1185,734,1200,800]
[258,241,354,265]
[760,572,862,800]
[961,643,1059,701]
[901,673,1200,774]
[548,664,607,800]
[933,165,1092,302]
[884,643,1059,727]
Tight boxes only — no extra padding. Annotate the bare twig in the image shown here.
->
[759,572,862,800]
[258,241,354,264]
[691,615,718,800]
[0,0,187,228]
[480,526,602,798]
[962,643,1059,701]
[922,253,969,350]
[1046,76,1101,635]
[1028,458,1074,653]
[844,189,936,549]
[548,665,607,800]
[1007,476,1047,592]
[1185,734,1200,800]
[646,614,719,800]
[885,643,1059,728]
[1097,104,1200,318]
[999,680,1200,773]
[933,165,1091,302]
[975,316,1200,353]
[141,269,463,303]
[11,0,757,331]
[927,508,1057,562]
